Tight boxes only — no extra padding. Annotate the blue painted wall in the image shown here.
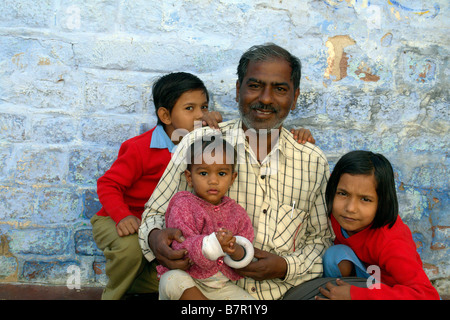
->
[0,0,448,296]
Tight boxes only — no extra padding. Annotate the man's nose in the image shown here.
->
[259,86,274,105]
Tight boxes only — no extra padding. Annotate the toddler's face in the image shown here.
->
[332,173,378,236]
[185,153,237,205]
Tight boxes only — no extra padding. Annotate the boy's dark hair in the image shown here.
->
[325,150,398,229]
[186,135,237,172]
[152,72,209,125]
[237,43,302,91]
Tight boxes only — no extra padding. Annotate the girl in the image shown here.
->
[157,135,255,300]
[319,150,440,300]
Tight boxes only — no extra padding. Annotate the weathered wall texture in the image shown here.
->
[0,0,448,296]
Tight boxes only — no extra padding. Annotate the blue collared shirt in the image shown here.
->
[150,125,176,153]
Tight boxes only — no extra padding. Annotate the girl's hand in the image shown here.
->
[216,228,236,254]
[290,128,315,144]
[316,279,352,300]
[202,111,223,129]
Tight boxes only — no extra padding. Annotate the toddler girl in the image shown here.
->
[157,135,255,300]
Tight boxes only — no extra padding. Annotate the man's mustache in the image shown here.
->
[250,103,278,113]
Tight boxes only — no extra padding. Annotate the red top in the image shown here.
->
[157,191,254,281]
[96,127,172,224]
[331,215,440,300]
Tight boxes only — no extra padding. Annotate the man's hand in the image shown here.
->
[235,248,287,281]
[316,279,352,300]
[116,216,140,237]
[148,228,191,270]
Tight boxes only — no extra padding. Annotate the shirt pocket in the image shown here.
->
[272,204,309,254]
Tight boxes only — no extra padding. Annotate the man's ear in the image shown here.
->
[235,80,241,103]
[157,107,172,125]
[291,88,300,111]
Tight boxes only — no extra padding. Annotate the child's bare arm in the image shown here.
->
[201,111,222,129]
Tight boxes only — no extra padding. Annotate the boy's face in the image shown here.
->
[163,89,209,141]
[185,153,237,205]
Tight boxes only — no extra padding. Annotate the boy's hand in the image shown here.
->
[290,128,316,144]
[116,215,141,237]
[201,111,223,129]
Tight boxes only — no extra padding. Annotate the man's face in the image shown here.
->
[236,58,300,132]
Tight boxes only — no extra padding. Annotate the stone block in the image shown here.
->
[31,115,77,144]
[9,228,70,256]
[35,188,81,225]
[80,116,139,146]
[56,0,117,33]
[74,229,102,256]
[0,36,82,110]
[0,186,35,221]
[83,68,152,114]
[0,0,52,28]
[82,189,102,220]
[0,256,18,281]
[0,112,27,142]
[14,146,67,183]
[68,147,117,185]
[22,260,78,284]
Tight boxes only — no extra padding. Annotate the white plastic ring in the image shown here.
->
[223,236,254,269]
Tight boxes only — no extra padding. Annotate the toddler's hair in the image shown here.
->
[186,134,237,172]
[325,150,398,229]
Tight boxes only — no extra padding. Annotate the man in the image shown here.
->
[138,43,333,300]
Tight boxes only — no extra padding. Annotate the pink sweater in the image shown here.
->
[157,191,254,281]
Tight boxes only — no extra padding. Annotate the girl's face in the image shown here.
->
[162,89,209,143]
[332,173,378,236]
[185,153,237,205]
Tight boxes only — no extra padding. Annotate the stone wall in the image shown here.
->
[0,0,448,297]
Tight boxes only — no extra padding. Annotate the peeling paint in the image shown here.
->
[324,35,356,81]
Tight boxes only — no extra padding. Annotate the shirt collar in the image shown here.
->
[150,125,176,153]
[232,120,286,159]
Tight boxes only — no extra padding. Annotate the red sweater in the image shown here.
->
[96,127,172,224]
[331,215,440,300]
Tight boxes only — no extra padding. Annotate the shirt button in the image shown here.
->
[262,209,267,214]
[261,175,266,179]
[251,287,256,292]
